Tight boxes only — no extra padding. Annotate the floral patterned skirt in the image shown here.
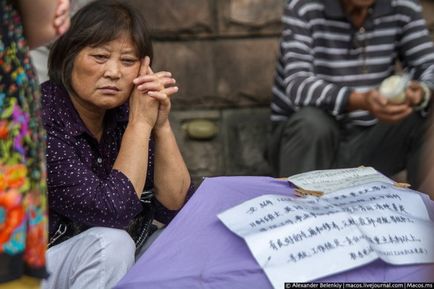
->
[1,0,48,282]
[0,97,48,283]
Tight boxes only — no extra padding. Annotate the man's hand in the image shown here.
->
[406,81,425,107]
[365,90,412,123]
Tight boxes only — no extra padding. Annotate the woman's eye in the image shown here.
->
[122,59,137,66]
[92,54,108,61]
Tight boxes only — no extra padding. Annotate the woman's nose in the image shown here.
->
[103,60,121,79]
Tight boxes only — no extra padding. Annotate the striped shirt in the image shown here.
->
[271,0,434,126]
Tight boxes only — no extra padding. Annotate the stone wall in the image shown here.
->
[128,0,434,184]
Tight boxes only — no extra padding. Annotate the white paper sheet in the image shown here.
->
[217,182,434,288]
[287,167,394,194]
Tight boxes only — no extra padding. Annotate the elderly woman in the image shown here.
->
[40,1,193,288]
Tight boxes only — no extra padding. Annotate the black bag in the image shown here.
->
[127,191,158,250]
[48,191,157,252]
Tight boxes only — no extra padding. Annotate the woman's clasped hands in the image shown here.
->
[130,56,178,130]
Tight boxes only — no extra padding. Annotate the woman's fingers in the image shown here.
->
[154,71,172,78]
[160,86,179,97]
[146,66,176,79]
[138,82,164,91]
[134,75,175,86]
[148,86,178,112]
[133,59,177,103]
[133,72,172,83]
[147,65,154,75]
[148,87,179,100]
[135,56,150,79]
[136,78,176,91]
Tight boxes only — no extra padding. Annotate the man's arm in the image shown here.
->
[398,0,434,106]
[278,2,352,117]
[350,0,434,123]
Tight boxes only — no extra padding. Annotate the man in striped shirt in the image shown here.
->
[268,0,434,189]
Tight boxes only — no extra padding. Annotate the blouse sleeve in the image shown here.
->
[46,127,143,229]
[152,182,195,224]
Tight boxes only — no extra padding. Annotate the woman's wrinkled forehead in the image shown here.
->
[89,31,139,55]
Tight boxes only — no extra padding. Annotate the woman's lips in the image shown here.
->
[98,86,120,94]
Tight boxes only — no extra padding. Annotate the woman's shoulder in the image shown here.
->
[40,81,75,133]
[41,81,63,121]
[40,80,68,105]
[40,79,66,94]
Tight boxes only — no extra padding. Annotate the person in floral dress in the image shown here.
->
[0,0,69,285]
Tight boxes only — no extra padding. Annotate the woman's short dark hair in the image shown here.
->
[48,0,153,92]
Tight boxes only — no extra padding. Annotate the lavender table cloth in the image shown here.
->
[116,176,434,289]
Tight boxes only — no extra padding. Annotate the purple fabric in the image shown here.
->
[41,81,192,239]
[116,176,434,289]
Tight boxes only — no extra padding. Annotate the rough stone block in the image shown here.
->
[217,0,285,36]
[214,38,279,107]
[152,38,279,109]
[151,41,217,109]
[169,110,224,184]
[221,108,272,176]
[126,0,215,37]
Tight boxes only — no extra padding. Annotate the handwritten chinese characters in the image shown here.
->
[287,167,394,194]
[217,182,434,288]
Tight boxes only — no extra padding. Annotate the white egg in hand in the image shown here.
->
[379,75,409,104]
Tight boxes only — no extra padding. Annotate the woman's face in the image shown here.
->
[70,32,141,113]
